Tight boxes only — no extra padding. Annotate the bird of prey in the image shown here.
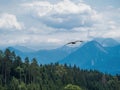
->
[65,40,84,45]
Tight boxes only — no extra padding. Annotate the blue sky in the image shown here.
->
[0,0,120,49]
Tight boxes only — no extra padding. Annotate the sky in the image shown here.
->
[0,0,120,49]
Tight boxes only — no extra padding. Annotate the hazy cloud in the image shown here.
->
[0,0,120,49]
[0,13,23,30]
[22,0,101,29]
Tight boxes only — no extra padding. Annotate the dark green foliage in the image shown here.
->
[64,84,82,90]
[0,49,120,90]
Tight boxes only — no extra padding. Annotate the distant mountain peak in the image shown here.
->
[12,45,35,52]
[94,38,119,47]
[78,40,108,54]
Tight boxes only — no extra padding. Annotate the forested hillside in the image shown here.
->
[0,49,120,90]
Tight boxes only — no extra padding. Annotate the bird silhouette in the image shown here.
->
[65,40,83,45]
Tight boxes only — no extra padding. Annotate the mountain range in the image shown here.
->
[2,38,120,74]
[6,45,77,64]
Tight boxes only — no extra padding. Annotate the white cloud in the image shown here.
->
[22,0,93,15]
[22,1,53,17]
[47,38,62,44]
[54,0,92,14]
[22,0,101,29]
[0,13,23,30]
[28,24,57,34]
[0,34,30,46]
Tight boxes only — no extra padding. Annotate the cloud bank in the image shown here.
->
[0,0,120,49]
[22,0,101,29]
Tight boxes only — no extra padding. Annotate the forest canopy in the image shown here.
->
[0,49,120,90]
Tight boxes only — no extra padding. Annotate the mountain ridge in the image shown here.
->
[2,38,120,74]
[60,40,120,74]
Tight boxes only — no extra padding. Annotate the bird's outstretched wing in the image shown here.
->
[74,40,84,43]
[65,40,84,45]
